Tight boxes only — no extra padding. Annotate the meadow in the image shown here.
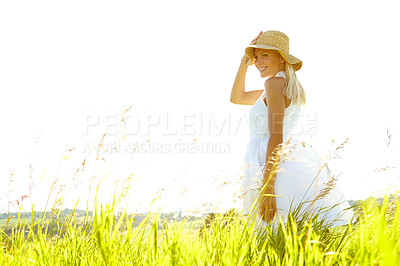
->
[2,109,399,265]
[1,194,400,265]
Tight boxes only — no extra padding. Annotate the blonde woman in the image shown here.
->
[231,30,354,227]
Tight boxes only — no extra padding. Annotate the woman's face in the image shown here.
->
[254,48,285,78]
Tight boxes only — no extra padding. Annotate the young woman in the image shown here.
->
[231,30,354,227]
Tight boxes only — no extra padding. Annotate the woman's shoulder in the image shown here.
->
[264,71,286,89]
[264,76,286,94]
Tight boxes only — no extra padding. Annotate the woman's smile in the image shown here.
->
[257,66,269,77]
[254,48,284,78]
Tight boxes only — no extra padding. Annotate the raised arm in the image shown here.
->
[230,31,264,105]
[230,55,264,105]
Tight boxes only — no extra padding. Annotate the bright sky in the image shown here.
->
[1,0,400,213]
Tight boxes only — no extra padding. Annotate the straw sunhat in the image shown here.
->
[245,30,302,71]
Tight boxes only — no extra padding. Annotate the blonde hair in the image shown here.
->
[283,62,306,106]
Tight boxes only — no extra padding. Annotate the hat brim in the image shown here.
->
[245,44,302,71]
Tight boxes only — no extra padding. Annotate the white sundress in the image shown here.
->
[241,71,354,228]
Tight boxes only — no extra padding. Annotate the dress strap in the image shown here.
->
[274,71,286,79]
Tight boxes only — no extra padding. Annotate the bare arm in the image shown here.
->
[259,77,286,221]
[230,55,264,105]
[265,77,285,175]
[230,31,264,105]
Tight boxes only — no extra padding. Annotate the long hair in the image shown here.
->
[283,62,306,106]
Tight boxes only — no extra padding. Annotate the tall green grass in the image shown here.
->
[2,114,397,265]
[1,195,399,265]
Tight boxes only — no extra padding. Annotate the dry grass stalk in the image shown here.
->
[314,173,339,202]
[386,128,392,149]
[306,137,350,225]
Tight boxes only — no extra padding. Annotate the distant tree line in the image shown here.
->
[0,208,91,221]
